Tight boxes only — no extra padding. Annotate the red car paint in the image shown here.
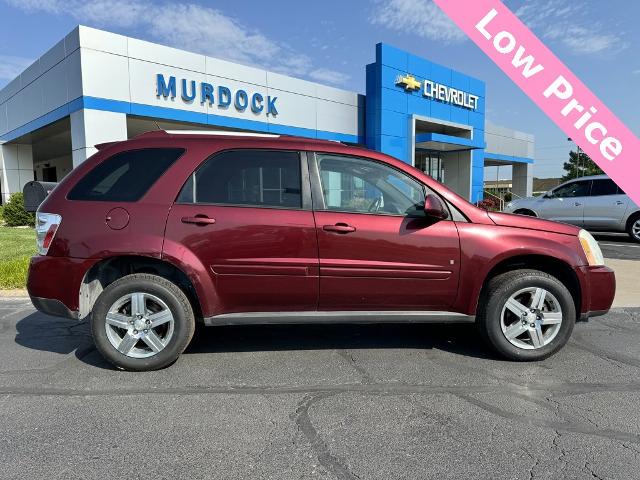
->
[27,131,615,320]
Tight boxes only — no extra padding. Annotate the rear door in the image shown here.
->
[310,153,460,311]
[163,149,318,315]
[583,178,628,230]
[538,179,591,226]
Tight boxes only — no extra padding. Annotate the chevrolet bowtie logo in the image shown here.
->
[396,74,422,91]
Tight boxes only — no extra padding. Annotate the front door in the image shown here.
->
[164,149,318,315]
[311,153,460,311]
[539,179,591,226]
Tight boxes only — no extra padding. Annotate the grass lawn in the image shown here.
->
[0,226,36,289]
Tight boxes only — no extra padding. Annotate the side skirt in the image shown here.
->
[203,311,475,326]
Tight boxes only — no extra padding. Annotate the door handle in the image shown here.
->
[616,201,624,205]
[323,223,356,234]
[574,202,582,207]
[181,215,216,225]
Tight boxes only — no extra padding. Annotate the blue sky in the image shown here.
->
[1,0,638,179]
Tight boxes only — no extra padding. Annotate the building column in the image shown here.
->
[512,162,533,198]
[71,109,128,168]
[0,143,34,204]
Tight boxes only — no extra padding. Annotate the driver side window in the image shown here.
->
[316,154,425,215]
[550,180,591,198]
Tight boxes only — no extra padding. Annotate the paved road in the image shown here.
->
[1,298,640,479]
[593,232,640,260]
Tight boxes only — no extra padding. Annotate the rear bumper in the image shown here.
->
[576,265,616,321]
[30,296,78,319]
[27,255,99,319]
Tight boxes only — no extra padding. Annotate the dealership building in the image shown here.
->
[0,26,534,204]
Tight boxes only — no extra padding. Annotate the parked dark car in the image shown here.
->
[27,131,616,370]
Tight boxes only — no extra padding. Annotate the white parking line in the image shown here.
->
[599,242,640,249]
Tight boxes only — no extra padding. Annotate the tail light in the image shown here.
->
[36,212,62,255]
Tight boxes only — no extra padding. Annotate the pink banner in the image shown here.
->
[433,0,640,205]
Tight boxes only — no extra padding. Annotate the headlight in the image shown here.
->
[578,229,604,266]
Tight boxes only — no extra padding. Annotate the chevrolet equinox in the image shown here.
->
[27,131,616,371]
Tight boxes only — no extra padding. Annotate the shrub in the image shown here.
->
[503,192,512,203]
[2,193,35,227]
[476,197,500,211]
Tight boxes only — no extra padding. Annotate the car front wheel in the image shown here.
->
[477,269,575,361]
[91,273,195,371]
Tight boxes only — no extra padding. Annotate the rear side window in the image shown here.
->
[178,150,302,209]
[68,148,184,202]
[590,179,619,196]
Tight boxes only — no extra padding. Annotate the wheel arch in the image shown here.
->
[475,254,581,317]
[78,255,204,321]
[513,208,538,217]
[625,210,640,230]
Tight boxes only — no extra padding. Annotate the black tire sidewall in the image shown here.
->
[91,274,194,371]
[481,272,575,361]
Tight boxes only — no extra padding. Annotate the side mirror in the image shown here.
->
[424,194,449,220]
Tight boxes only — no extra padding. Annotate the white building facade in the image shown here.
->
[0,26,533,204]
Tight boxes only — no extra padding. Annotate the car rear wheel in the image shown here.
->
[627,214,640,243]
[91,273,195,371]
[477,269,575,361]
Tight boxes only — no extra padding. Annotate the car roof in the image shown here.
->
[564,174,609,182]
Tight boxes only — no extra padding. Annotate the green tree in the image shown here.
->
[561,149,603,182]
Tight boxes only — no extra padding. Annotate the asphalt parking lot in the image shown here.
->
[594,232,640,260]
[1,298,639,479]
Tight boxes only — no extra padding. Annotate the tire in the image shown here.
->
[626,213,640,243]
[91,273,195,371]
[477,269,575,361]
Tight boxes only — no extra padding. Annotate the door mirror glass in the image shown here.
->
[424,194,449,220]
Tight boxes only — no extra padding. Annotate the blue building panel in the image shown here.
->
[429,101,451,122]
[450,106,469,126]
[379,109,408,138]
[376,43,408,71]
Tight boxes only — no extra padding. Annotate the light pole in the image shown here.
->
[567,137,581,177]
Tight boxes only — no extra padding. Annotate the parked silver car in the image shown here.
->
[505,175,640,242]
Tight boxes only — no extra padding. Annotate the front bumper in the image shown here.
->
[27,255,99,320]
[576,265,616,321]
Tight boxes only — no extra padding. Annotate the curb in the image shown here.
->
[0,289,28,298]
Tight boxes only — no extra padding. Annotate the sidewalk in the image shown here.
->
[605,258,639,308]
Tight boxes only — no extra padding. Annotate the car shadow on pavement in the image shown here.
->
[14,312,498,370]
[13,312,114,369]
[184,321,496,360]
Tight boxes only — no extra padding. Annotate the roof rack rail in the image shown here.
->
[163,130,280,138]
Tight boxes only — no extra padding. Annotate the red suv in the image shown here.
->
[27,131,616,370]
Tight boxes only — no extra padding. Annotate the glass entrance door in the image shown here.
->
[415,150,444,183]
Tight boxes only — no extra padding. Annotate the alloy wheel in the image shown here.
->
[632,219,640,241]
[500,287,563,350]
[104,292,175,358]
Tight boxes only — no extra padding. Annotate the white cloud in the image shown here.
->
[633,69,640,75]
[309,68,351,85]
[515,0,628,55]
[369,0,465,43]
[2,0,350,86]
[0,54,33,80]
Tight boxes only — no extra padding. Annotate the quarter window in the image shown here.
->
[316,154,426,215]
[178,150,302,209]
[68,148,184,202]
